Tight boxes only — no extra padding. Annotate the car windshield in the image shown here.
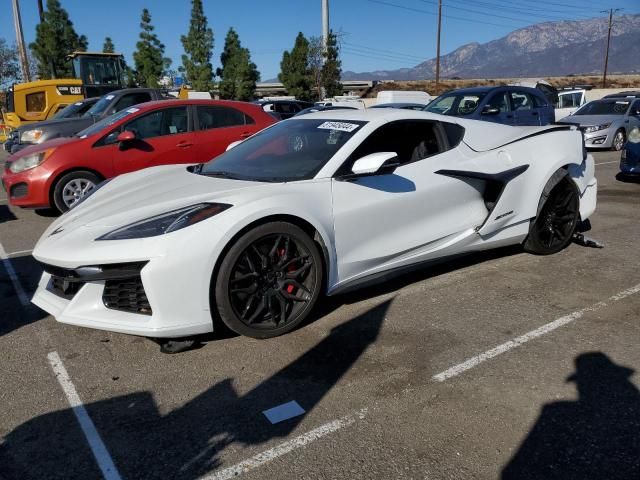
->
[424,92,487,116]
[75,107,140,138]
[199,118,366,182]
[53,101,91,119]
[574,100,630,116]
[83,94,115,117]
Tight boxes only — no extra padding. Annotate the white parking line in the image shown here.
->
[202,409,367,480]
[47,352,122,480]
[0,240,30,306]
[433,283,640,382]
[6,248,33,257]
[595,160,619,165]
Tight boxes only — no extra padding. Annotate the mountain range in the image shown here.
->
[341,14,640,81]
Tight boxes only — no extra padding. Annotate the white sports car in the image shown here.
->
[32,110,597,339]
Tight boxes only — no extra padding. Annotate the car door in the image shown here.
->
[331,120,489,283]
[192,105,259,163]
[511,91,541,126]
[481,91,515,125]
[104,106,195,175]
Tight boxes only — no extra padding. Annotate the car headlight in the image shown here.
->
[8,149,56,173]
[96,203,232,240]
[20,129,44,143]
[583,123,611,133]
[628,127,640,144]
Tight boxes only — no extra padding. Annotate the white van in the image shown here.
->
[376,90,432,105]
[555,89,586,121]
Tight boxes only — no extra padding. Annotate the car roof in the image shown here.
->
[128,99,265,111]
[371,103,426,108]
[442,85,541,95]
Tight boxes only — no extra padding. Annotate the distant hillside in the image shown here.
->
[342,14,640,80]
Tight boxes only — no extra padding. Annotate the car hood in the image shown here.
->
[558,114,622,126]
[7,136,80,159]
[45,165,272,231]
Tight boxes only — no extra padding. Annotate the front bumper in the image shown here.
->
[620,147,640,175]
[1,165,52,208]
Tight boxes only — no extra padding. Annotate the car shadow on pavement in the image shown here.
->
[0,205,17,223]
[0,300,390,480]
[616,173,640,184]
[0,254,48,337]
[502,352,640,480]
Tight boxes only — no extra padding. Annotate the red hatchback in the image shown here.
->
[2,99,276,212]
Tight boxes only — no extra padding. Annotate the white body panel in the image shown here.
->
[31,109,597,337]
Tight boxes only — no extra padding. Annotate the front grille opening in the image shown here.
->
[47,276,85,300]
[10,182,28,199]
[103,276,152,315]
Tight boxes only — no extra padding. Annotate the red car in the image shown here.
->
[2,99,276,212]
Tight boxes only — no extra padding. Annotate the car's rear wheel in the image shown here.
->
[52,170,101,213]
[524,171,580,255]
[214,222,323,339]
[612,129,625,151]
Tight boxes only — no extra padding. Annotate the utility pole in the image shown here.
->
[601,8,622,89]
[435,0,442,88]
[321,0,329,100]
[37,0,45,22]
[11,0,31,83]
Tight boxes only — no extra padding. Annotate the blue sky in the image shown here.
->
[2,0,637,80]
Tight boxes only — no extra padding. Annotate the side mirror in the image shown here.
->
[117,130,136,143]
[226,140,243,152]
[351,152,399,176]
[481,106,500,115]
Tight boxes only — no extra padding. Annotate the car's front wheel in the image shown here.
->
[52,170,101,213]
[524,171,580,255]
[214,222,323,339]
[612,129,625,151]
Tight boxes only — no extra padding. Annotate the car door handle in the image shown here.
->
[176,141,193,148]
[239,132,252,138]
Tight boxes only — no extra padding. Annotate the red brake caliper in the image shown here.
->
[279,248,295,293]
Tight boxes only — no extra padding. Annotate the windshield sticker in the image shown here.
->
[74,102,83,106]
[105,95,115,100]
[615,101,630,105]
[317,121,360,133]
[327,130,341,145]
[169,125,177,134]
[126,107,140,114]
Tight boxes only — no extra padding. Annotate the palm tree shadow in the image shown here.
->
[0,300,391,479]
[502,352,640,480]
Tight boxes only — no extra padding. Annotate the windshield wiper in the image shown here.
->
[202,170,245,180]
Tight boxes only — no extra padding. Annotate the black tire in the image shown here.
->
[214,222,323,339]
[611,129,625,152]
[524,170,580,255]
[52,170,101,213]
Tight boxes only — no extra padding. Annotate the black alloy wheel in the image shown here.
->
[214,222,322,338]
[524,173,580,255]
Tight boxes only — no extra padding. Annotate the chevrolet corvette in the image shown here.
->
[31,110,597,339]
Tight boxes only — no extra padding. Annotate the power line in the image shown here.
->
[439,0,595,20]
[341,48,418,66]
[418,0,563,23]
[342,41,427,62]
[341,47,422,65]
[365,0,524,28]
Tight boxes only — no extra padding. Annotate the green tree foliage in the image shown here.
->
[217,28,260,101]
[103,37,115,53]
[180,0,214,91]
[132,8,167,88]
[321,31,342,98]
[30,0,88,79]
[307,36,324,101]
[279,32,312,101]
[0,39,21,89]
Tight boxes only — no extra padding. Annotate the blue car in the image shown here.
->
[620,127,640,176]
[424,86,554,126]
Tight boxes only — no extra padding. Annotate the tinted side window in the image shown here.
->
[113,92,152,113]
[26,92,46,112]
[347,121,442,171]
[124,107,188,140]
[511,92,533,111]
[197,106,246,130]
[486,92,510,112]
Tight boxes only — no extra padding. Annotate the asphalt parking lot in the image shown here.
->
[1,149,638,479]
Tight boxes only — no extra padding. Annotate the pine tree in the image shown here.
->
[321,31,342,98]
[217,28,260,101]
[103,37,115,53]
[132,8,166,88]
[180,0,214,91]
[307,36,324,101]
[30,0,88,79]
[279,32,312,101]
